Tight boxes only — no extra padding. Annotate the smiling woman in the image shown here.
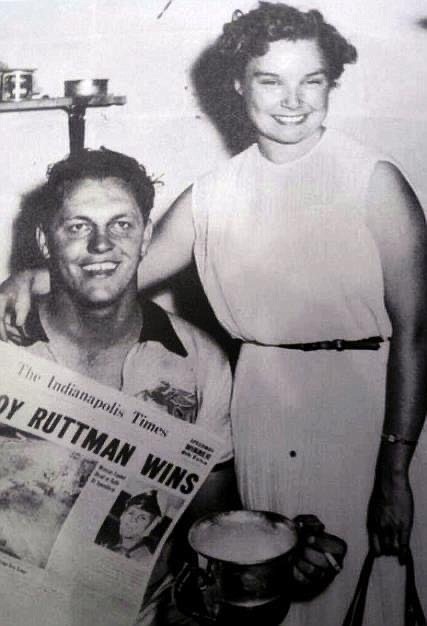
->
[234,38,332,160]
[144,4,427,624]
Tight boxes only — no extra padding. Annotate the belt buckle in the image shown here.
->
[315,341,328,350]
[334,339,344,351]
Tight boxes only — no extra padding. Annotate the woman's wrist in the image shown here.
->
[381,432,417,446]
[376,466,409,484]
[375,438,414,478]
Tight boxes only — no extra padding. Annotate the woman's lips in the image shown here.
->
[272,114,307,125]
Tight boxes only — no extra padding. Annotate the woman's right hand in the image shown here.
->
[0,268,50,342]
[292,515,347,600]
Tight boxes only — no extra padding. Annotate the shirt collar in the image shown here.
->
[137,299,188,357]
[22,298,188,358]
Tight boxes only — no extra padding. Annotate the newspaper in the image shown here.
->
[0,341,224,626]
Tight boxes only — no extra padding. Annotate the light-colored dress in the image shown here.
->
[192,128,427,626]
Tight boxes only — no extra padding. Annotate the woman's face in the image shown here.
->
[235,38,331,153]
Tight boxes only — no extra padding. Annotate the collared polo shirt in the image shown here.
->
[21,299,233,464]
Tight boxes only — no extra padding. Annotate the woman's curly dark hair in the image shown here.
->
[219,2,357,85]
[191,3,357,154]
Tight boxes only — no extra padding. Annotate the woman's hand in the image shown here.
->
[0,268,49,342]
[292,515,347,599]
[367,470,414,564]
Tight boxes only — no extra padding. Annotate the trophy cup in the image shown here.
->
[1,69,35,102]
[175,510,301,625]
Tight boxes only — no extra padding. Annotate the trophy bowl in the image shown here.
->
[175,510,299,625]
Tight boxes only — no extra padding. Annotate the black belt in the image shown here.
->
[279,336,384,351]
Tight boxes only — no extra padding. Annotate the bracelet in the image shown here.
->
[381,432,418,446]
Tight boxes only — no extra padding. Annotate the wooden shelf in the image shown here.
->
[0,94,126,113]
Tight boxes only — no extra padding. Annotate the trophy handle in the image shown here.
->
[293,514,325,538]
[291,514,347,602]
[174,563,218,625]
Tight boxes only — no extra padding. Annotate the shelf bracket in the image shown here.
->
[67,100,88,154]
[0,95,126,154]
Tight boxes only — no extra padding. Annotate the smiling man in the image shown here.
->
[15,147,235,625]
[24,148,234,427]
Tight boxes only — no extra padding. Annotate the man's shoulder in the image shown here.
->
[130,301,232,442]
[140,300,224,356]
[164,309,228,364]
[157,307,233,463]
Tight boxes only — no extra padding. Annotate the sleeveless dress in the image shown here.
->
[192,128,427,626]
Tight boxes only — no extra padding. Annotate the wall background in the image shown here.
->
[0,0,426,289]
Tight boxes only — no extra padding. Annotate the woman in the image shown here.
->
[1,3,426,624]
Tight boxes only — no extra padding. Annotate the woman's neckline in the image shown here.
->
[254,126,330,168]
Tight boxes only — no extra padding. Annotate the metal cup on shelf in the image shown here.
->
[1,69,35,102]
[64,79,109,98]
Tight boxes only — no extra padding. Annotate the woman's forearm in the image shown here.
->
[365,162,427,476]
[137,185,195,291]
[376,330,427,475]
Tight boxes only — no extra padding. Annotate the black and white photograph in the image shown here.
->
[0,1,426,624]
[0,424,96,568]
[95,486,183,564]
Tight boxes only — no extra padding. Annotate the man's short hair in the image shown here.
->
[125,490,162,518]
[39,147,155,229]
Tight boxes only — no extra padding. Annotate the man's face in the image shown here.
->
[119,505,156,541]
[39,177,151,307]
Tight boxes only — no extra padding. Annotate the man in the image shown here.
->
[9,147,345,624]
[103,490,167,563]
[15,147,236,625]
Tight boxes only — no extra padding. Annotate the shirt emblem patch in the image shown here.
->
[136,381,198,423]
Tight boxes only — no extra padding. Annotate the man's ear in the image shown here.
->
[234,78,244,96]
[140,219,153,260]
[36,226,50,260]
